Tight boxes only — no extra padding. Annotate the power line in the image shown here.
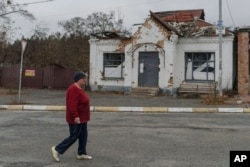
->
[18,0,54,6]
[0,9,24,17]
[4,0,54,7]
[225,0,235,28]
[1,0,54,16]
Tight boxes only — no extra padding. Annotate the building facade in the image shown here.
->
[89,9,234,95]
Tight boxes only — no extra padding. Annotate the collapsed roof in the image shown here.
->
[150,9,218,38]
[91,9,232,39]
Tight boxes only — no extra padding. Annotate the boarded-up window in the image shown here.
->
[103,53,124,78]
[185,52,215,81]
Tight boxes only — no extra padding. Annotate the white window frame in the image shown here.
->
[185,52,215,81]
[103,53,125,79]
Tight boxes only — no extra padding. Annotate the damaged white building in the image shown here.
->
[89,9,234,95]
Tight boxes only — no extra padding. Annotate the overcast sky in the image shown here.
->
[13,0,250,39]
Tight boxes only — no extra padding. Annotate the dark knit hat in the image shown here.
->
[73,71,86,82]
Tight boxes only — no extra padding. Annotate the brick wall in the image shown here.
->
[238,32,249,95]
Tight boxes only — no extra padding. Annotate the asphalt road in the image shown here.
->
[0,111,250,167]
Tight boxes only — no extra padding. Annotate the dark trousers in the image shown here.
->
[55,123,88,155]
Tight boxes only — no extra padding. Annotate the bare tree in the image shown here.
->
[58,11,131,37]
[58,17,86,37]
[0,0,35,42]
[31,23,50,39]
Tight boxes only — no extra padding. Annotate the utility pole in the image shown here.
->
[18,39,27,104]
[218,0,223,96]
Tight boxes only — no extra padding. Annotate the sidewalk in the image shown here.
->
[0,88,248,113]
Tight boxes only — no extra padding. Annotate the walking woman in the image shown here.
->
[51,71,92,162]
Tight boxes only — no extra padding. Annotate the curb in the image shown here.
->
[0,105,249,113]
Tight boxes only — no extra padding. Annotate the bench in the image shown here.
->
[178,82,217,95]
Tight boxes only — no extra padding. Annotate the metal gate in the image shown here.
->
[138,52,159,87]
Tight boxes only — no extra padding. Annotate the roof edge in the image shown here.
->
[150,10,181,35]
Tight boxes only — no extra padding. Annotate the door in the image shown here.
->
[138,52,159,87]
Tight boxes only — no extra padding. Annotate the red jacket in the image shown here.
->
[66,84,90,124]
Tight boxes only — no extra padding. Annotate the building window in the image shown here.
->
[185,52,215,81]
[103,53,125,79]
